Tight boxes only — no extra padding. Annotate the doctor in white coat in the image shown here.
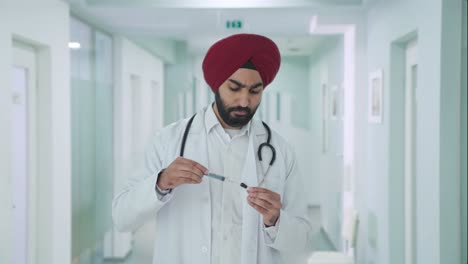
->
[112,33,312,264]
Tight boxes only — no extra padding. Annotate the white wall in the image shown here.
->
[461,2,467,263]
[0,1,71,264]
[364,0,463,263]
[438,1,463,264]
[112,36,165,256]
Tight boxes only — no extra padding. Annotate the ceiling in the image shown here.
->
[68,0,371,59]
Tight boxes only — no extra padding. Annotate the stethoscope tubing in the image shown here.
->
[180,114,276,167]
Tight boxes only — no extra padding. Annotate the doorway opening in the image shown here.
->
[389,32,418,264]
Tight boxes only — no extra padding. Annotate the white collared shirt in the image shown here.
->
[204,105,249,264]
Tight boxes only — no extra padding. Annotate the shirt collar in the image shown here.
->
[205,104,252,136]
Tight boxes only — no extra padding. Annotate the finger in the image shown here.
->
[176,177,200,185]
[247,187,271,194]
[170,170,201,183]
[172,161,204,179]
[177,157,209,174]
[178,171,203,183]
[247,199,269,215]
[179,164,206,179]
[250,193,282,209]
[248,187,279,198]
[248,196,273,212]
[193,162,209,175]
[247,187,281,200]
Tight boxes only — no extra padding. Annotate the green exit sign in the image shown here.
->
[226,20,243,29]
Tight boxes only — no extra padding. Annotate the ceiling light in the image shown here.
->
[68,42,81,49]
[309,16,318,33]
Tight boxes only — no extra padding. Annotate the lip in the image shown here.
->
[232,110,248,115]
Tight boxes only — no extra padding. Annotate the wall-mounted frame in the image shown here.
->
[368,69,384,123]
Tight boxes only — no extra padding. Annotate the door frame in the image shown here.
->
[12,40,38,264]
[404,39,418,264]
[388,32,418,264]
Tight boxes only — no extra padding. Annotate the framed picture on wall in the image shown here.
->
[368,69,383,123]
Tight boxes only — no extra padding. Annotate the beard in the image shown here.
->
[214,90,259,128]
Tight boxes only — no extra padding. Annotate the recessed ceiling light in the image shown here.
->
[68,42,81,49]
[309,16,318,33]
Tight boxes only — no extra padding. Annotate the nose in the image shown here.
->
[237,90,250,108]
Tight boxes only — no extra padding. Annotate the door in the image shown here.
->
[404,39,418,264]
[11,42,38,264]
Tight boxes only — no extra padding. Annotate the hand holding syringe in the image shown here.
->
[157,158,247,190]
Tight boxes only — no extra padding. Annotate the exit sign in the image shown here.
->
[226,20,243,29]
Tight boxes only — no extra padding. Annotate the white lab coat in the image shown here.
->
[112,106,312,264]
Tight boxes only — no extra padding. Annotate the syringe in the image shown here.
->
[204,172,248,189]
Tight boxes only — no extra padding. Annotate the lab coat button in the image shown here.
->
[201,246,208,253]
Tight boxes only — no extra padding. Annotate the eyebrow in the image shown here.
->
[228,79,263,89]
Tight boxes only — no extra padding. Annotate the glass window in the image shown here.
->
[70,16,114,263]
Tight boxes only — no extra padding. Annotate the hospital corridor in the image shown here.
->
[0,0,466,264]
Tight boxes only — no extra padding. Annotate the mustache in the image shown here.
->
[228,106,252,115]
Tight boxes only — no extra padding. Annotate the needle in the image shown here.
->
[205,172,248,189]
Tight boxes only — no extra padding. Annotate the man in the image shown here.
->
[112,33,312,264]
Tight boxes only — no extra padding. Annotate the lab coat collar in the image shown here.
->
[251,117,268,137]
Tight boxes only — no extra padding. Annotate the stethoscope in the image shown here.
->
[180,114,276,173]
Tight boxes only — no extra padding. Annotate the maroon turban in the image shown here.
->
[202,34,281,93]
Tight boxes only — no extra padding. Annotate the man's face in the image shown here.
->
[214,68,264,128]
